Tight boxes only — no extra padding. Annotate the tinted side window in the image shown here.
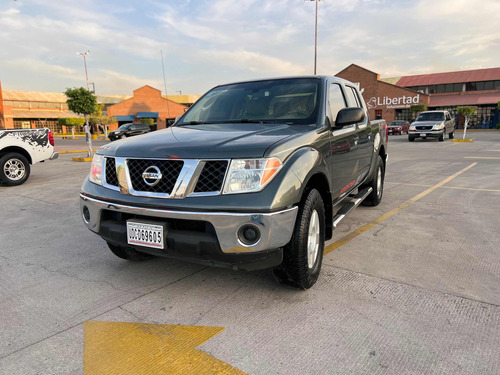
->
[328,84,347,124]
[347,86,361,107]
[344,86,359,107]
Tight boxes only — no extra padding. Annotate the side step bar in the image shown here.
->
[332,187,373,228]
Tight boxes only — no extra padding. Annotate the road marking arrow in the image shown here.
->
[84,321,246,374]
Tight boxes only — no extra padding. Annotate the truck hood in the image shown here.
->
[99,123,304,159]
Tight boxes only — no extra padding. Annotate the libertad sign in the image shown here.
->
[366,94,420,109]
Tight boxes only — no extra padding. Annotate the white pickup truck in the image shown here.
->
[0,128,59,186]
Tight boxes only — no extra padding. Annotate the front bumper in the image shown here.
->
[408,130,444,138]
[80,193,298,268]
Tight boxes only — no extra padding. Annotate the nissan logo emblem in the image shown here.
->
[142,166,162,186]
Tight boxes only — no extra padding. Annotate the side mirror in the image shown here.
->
[335,107,365,128]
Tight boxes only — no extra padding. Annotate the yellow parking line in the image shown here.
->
[464,157,500,160]
[386,181,500,193]
[324,163,477,255]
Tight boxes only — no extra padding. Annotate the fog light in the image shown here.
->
[82,205,90,224]
[238,224,261,246]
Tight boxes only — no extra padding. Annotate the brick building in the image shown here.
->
[336,64,430,124]
[106,86,188,130]
[392,68,500,129]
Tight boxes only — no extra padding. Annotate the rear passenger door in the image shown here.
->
[327,83,358,198]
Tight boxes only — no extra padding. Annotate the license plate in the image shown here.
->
[420,133,427,137]
[127,221,164,249]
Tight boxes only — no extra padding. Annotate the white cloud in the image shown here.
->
[202,50,309,76]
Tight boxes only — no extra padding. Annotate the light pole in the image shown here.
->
[77,50,92,156]
[308,0,322,75]
[77,51,90,91]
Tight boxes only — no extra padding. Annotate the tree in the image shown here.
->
[89,104,115,136]
[65,87,97,157]
[457,106,476,140]
[410,104,427,113]
[58,117,85,138]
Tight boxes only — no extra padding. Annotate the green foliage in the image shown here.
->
[457,106,476,117]
[410,104,427,112]
[496,123,500,130]
[64,87,97,116]
[89,116,116,127]
[497,101,500,111]
[93,103,104,117]
[58,117,85,127]
[140,118,155,126]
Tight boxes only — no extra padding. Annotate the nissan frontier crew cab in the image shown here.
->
[80,76,388,289]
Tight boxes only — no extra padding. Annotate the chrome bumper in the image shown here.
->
[80,194,298,254]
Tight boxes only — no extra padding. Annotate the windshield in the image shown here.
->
[178,78,320,125]
[416,112,445,122]
[389,121,404,126]
[118,124,131,131]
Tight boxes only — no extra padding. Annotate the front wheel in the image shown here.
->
[449,131,454,139]
[360,155,385,207]
[277,189,325,289]
[409,136,415,142]
[0,152,31,186]
[439,131,445,142]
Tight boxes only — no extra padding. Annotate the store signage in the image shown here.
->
[366,94,420,109]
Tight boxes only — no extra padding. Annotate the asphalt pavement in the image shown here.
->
[0,131,499,374]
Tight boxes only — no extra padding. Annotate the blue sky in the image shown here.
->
[1,0,499,96]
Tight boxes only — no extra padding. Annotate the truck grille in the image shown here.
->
[103,157,229,197]
[105,158,119,187]
[128,159,184,194]
[194,161,228,193]
[416,126,433,130]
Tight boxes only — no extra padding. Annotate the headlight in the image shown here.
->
[409,124,416,130]
[223,158,282,194]
[89,154,103,185]
[432,123,445,130]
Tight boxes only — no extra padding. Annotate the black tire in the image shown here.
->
[0,152,31,186]
[107,242,155,261]
[449,131,454,139]
[439,131,445,142]
[277,189,325,289]
[360,155,385,207]
[409,136,415,142]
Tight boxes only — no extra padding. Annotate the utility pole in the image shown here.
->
[77,51,90,90]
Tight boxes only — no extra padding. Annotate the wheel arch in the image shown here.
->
[0,146,33,164]
[300,172,333,240]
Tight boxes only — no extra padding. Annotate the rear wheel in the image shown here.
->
[0,152,31,186]
[107,242,155,261]
[277,189,325,289]
[360,155,384,207]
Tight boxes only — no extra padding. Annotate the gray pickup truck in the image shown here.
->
[80,76,388,289]
[408,110,455,142]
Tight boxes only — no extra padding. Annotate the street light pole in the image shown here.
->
[309,0,322,75]
[77,51,92,157]
[77,51,90,91]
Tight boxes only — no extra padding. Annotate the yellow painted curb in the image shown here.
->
[452,139,474,143]
[72,157,92,162]
[59,149,98,154]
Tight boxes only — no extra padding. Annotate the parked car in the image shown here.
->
[80,76,388,289]
[408,111,455,142]
[0,128,58,186]
[108,123,150,141]
[388,120,410,135]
